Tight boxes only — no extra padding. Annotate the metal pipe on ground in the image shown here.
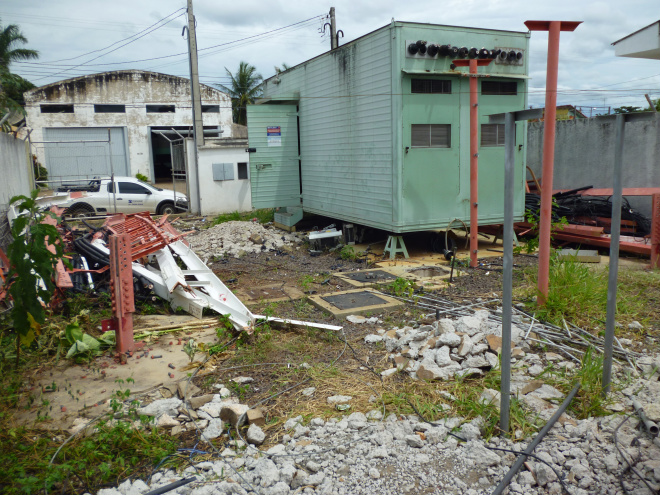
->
[491,383,580,495]
[143,477,197,495]
[632,398,659,437]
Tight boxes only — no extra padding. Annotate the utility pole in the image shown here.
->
[186,0,203,214]
[329,7,337,50]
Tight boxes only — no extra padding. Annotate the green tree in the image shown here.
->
[647,98,660,112]
[274,63,290,74]
[217,61,263,125]
[612,105,643,114]
[0,19,38,120]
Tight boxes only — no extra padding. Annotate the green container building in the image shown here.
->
[247,21,530,233]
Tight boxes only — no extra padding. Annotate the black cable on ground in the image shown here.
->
[405,398,574,495]
[614,413,659,495]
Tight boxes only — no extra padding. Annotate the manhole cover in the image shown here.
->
[407,266,449,278]
[321,291,388,310]
[342,270,398,283]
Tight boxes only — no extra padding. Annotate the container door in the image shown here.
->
[247,104,300,208]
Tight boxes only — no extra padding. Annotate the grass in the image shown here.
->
[210,208,274,226]
[538,347,621,419]
[0,375,180,494]
[381,368,544,440]
[518,253,660,329]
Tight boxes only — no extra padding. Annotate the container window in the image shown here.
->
[481,124,505,146]
[146,105,175,113]
[481,81,518,95]
[411,79,452,94]
[237,162,249,180]
[202,105,220,113]
[40,104,74,113]
[213,163,235,181]
[94,104,126,113]
[411,124,451,148]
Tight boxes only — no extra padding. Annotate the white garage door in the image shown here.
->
[43,127,129,179]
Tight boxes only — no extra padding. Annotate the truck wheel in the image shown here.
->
[157,202,175,215]
[66,203,95,218]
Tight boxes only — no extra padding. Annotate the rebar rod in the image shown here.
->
[491,383,581,495]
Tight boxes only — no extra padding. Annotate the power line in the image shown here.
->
[31,12,186,82]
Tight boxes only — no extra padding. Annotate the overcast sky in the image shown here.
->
[2,0,659,113]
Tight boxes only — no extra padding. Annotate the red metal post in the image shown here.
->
[525,20,581,304]
[651,193,660,269]
[109,233,135,353]
[453,58,492,268]
[469,59,479,268]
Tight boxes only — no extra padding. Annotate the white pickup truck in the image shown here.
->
[52,177,189,217]
[10,177,188,220]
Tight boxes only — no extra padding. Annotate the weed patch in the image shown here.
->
[210,209,274,226]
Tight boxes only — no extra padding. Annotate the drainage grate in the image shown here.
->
[321,291,388,310]
[342,270,398,283]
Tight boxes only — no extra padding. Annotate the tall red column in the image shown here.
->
[109,232,135,353]
[525,20,581,303]
[453,58,492,268]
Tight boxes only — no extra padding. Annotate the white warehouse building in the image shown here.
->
[24,70,233,182]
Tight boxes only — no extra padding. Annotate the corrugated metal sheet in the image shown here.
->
[260,28,394,228]
[43,127,128,178]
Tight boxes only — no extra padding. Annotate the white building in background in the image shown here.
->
[24,70,233,182]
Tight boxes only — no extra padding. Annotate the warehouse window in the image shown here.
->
[481,81,518,95]
[146,105,175,113]
[481,124,505,146]
[411,124,451,148]
[202,105,220,113]
[94,104,126,113]
[237,162,249,180]
[212,163,235,181]
[40,104,74,113]
[411,79,452,94]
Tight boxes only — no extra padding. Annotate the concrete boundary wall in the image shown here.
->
[0,132,32,211]
[526,115,660,218]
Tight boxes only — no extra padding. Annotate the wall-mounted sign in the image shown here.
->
[267,126,282,147]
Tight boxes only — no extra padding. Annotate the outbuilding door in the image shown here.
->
[43,127,129,179]
[246,104,300,208]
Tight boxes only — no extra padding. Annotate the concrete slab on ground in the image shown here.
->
[308,288,403,317]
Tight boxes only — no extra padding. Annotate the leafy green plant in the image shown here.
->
[135,172,150,182]
[228,380,251,401]
[514,206,568,254]
[6,191,65,365]
[59,322,101,361]
[210,208,274,226]
[387,277,416,298]
[339,245,358,261]
[300,275,314,293]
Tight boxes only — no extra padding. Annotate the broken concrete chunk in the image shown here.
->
[458,335,474,356]
[156,413,179,428]
[484,352,499,369]
[521,380,544,395]
[486,335,502,353]
[246,408,265,426]
[301,387,316,397]
[435,346,453,367]
[220,404,250,426]
[438,332,461,347]
[137,398,182,418]
[177,381,200,400]
[231,376,254,384]
[364,334,383,344]
[201,417,225,441]
[188,394,215,409]
[327,395,352,405]
[381,368,398,377]
[246,423,265,445]
[455,315,486,336]
[436,318,456,335]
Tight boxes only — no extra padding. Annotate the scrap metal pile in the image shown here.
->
[42,211,257,332]
[525,190,651,236]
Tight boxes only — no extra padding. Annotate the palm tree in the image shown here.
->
[0,20,38,119]
[217,62,263,126]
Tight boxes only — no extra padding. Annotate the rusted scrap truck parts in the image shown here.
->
[491,383,581,495]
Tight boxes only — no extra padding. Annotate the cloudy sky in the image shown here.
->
[3,0,659,113]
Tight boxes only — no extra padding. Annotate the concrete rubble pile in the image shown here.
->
[93,374,660,495]
[188,221,304,261]
[367,309,539,382]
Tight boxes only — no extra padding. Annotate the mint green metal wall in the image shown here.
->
[260,27,395,227]
[395,23,529,231]
[256,22,529,233]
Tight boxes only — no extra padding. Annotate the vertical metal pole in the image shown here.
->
[108,128,117,214]
[602,113,625,395]
[329,7,337,50]
[186,0,203,215]
[500,112,515,433]
[469,59,480,268]
[537,21,561,304]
